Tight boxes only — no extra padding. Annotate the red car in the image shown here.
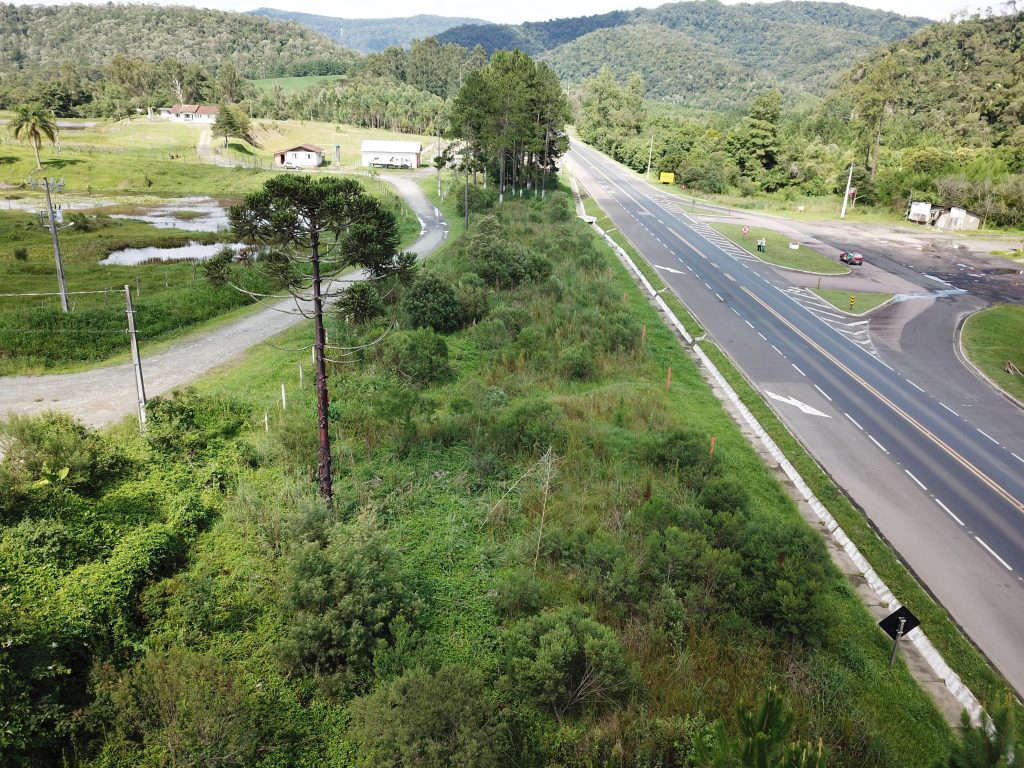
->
[839,251,864,265]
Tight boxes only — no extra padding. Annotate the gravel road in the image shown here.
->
[0,174,449,427]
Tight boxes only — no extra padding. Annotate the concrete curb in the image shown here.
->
[586,216,986,728]
[956,309,1024,413]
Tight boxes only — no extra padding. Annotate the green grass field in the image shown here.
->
[249,75,347,94]
[711,222,850,274]
[962,304,1024,402]
[813,288,892,314]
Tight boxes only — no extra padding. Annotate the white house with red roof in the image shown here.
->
[166,104,220,124]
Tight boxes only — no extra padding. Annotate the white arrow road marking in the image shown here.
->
[765,391,832,418]
[653,264,687,275]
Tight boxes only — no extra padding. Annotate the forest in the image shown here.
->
[576,8,1024,228]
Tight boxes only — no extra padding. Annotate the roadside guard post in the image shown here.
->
[849,295,856,310]
[879,605,920,668]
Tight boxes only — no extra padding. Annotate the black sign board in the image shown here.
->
[879,606,920,640]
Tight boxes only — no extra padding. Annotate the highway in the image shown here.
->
[569,140,1024,695]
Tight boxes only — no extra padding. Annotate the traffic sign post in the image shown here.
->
[742,225,750,238]
[879,606,920,668]
[849,295,856,310]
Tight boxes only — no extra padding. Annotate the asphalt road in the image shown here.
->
[570,141,1024,695]
[0,174,448,427]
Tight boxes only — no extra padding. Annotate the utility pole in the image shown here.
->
[646,132,654,179]
[840,162,855,220]
[124,284,147,430]
[43,177,69,313]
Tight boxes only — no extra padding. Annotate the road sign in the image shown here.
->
[879,605,920,640]
[742,225,750,236]
[849,295,856,310]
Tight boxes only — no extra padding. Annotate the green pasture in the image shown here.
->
[813,288,892,314]
[711,222,849,274]
[962,303,1024,402]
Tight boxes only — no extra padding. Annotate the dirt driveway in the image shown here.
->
[0,174,448,427]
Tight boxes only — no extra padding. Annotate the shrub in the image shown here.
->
[643,428,715,472]
[559,343,598,381]
[458,183,498,215]
[697,476,751,513]
[349,665,509,768]
[401,273,462,332]
[455,272,489,325]
[546,191,572,222]
[145,390,248,460]
[337,282,384,324]
[502,607,629,720]
[13,246,28,261]
[379,328,452,386]
[491,399,563,455]
[493,568,545,618]
[279,525,418,688]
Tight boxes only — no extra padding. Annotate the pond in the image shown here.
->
[100,241,243,266]
[110,197,229,232]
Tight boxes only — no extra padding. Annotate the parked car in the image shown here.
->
[839,251,864,265]
[283,162,302,170]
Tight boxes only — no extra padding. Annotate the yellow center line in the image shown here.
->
[741,285,1024,515]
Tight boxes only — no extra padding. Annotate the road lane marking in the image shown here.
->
[940,403,960,417]
[771,345,784,356]
[758,332,768,341]
[977,428,999,445]
[868,435,889,454]
[716,293,724,301]
[704,282,712,290]
[731,307,740,316]
[935,499,964,526]
[1014,453,1024,464]
[814,384,832,401]
[765,391,831,417]
[975,537,1013,571]
[845,413,864,431]
[792,364,806,377]
[739,285,1024,515]
[905,469,927,491]
[906,378,925,393]
[726,273,737,282]
[745,320,754,329]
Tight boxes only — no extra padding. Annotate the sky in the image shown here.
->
[8,0,1008,23]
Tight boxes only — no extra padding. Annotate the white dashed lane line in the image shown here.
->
[813,384,832,402]
[905,469,928,491]
[731,307,740,316]
[792,364,806,377]
[935,498,964,527]
[906,378,925,393]
[744,320,754,329]
[1014,453,1024,464]
[939,402,960,417]
[975,537,1013,571]
[771,344,784,356]
[758,332,768,341]
[976,428,1000,446]
[868,435,889,454]
[844,413,864,431]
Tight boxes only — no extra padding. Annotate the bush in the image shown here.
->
[349,665,509,768]
[643,428,715,472]
[279,525,418,688]
[145,390,248,460]
[401,273,462,333]
[546,191,572,222]
[13,246,28,261]
[697,476,750,513]
[559,343,598,381]
[379,328,452,386]
[502,607,629,720]
[490,399,563,455]
[338,282,384,324]
[458,183,498,215]
[493,568,545,618]
[455,272,489,325]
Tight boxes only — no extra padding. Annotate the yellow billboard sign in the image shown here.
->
[659,172,675,184]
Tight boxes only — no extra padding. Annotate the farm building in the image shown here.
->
[360,140,422,169]
[165,104,219,124]
[274,144,324,169]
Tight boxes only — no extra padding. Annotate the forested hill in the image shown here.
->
[0,4,359,78]
[438,0,930,108]
[825,10,1024,149]
[247,9,488,53]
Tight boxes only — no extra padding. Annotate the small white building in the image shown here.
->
[360,140,422,169]
[274,144,324,169]
[166,104,220,124]
[907,201,981,231]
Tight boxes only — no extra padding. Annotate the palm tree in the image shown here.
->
[9,104,58,170]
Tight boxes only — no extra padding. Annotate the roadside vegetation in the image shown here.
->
[710,223,848,274]
[1,180,963,768]
[962,304,1024,402]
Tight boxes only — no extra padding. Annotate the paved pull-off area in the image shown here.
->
[0,174,447,427]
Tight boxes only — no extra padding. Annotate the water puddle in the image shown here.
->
[100,241,242,266]
[110,197,229,232]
